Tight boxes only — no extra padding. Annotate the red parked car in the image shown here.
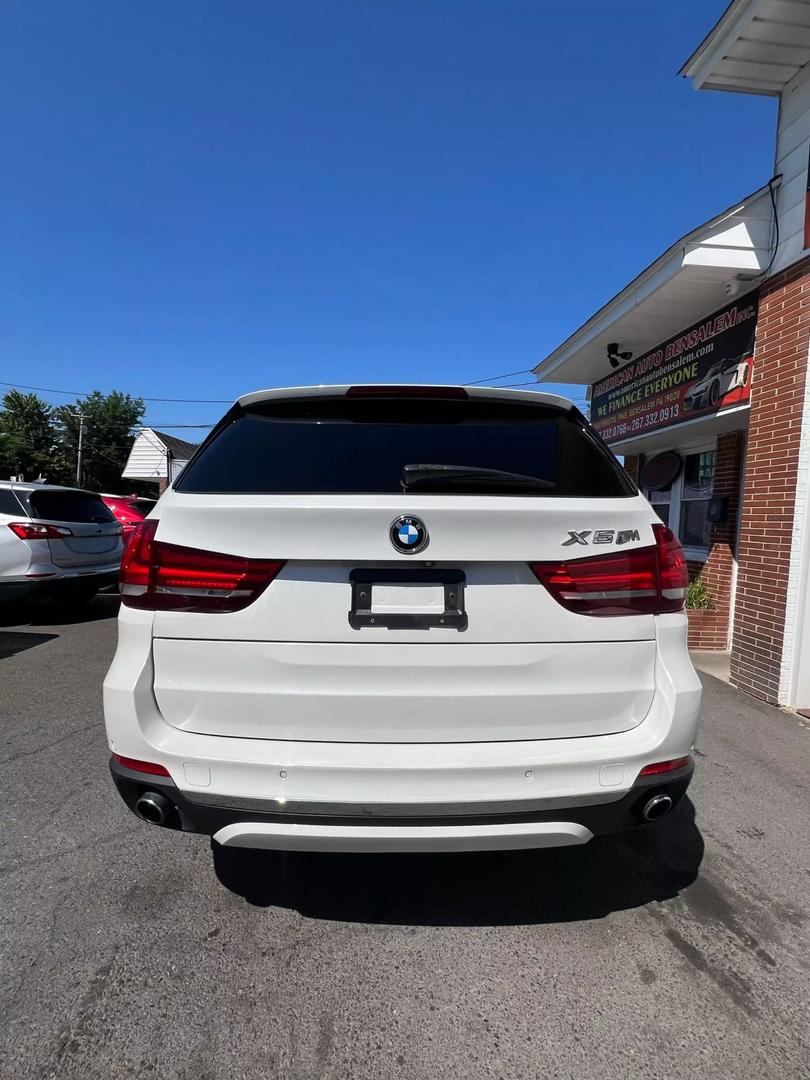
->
[101,494,156,544]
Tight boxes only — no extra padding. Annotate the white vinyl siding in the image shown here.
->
[773,63,810,272]
[121,430,191,482]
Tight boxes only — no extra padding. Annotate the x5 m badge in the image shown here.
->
[562,529,640,547]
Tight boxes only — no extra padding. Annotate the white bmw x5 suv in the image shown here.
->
[104,385,701,853]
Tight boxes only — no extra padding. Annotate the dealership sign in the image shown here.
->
[591,295,758,443]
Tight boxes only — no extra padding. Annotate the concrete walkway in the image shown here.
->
[691,649,731,684]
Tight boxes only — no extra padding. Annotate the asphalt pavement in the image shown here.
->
[1,595,809,1080]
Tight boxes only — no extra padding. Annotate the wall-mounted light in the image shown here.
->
[607,342,633,369]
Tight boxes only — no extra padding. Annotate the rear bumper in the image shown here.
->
[49,569,120,589]
[109,756,694,851]
[1,567,119,600]
[103,609,702,852]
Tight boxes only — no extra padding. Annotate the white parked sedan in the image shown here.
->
[0,481,124,604]
[104,385,702,853]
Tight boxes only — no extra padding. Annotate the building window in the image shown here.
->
[643,445,715,559]
[648,484,672,527]
[679,451,715,550]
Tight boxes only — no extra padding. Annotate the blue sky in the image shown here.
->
[2,0,776,433]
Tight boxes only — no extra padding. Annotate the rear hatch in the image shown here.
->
[25,489,123,568]
[138,388,671,743]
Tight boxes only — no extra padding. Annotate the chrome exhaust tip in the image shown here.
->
[135,790,173,826]
[642,793,673,822]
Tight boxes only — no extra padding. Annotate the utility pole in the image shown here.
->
[75,413,87,485]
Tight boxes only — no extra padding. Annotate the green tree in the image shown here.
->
[54,391,145,491]
[0,390,61,482]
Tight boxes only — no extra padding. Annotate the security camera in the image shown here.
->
[607,343,633,369]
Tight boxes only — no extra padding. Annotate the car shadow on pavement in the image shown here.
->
[0,630,59,658]
[0,591,119,628]
[212,796,703,926]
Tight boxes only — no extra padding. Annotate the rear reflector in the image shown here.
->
[120,520,285,613]
[113,754,171,776]
[346,385,468,399]
[638,755,692,777]
[8,521,73,540]
[529,524,687,617]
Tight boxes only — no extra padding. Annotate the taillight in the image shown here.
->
[120,519,285,613]
[529,524,687,617]
[113,753,171,776]
[653,523,688,610]
[8,522,73,540]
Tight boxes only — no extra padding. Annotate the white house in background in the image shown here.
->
[122,429,199,490]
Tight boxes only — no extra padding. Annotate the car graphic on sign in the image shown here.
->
[683,358,751,412]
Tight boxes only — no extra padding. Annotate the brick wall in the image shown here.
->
[622,454,641,485]
[687,430,744,651]
[730,257,810,702]
[623,437,745,652]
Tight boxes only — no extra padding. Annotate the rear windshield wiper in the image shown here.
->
[401,463,555,493]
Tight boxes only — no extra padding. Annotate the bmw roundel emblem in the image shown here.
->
[390,515,428,554]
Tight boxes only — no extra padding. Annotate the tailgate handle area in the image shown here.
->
[349,568,467,631]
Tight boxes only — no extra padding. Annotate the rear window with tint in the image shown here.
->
[176,397,635,498]
[131,499,157,515]
[27,491,116,523]
[0,489,25,515]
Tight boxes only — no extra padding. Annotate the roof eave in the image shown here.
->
[679,0,758,88]
[533,181,775,384]
[679,0,806,97]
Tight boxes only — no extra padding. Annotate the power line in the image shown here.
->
[0,379,231,404]
[54,417,213,430]
[465,368,533,386]
[484,378,588,402]
[493,379,542,388]
[2,374,587,414]
[2,374,582,405]
[463,369,588,397]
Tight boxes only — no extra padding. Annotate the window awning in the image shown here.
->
[533,183,775,388]
[608,403,750,457]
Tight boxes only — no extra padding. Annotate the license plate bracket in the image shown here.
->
[348,568,467,631]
